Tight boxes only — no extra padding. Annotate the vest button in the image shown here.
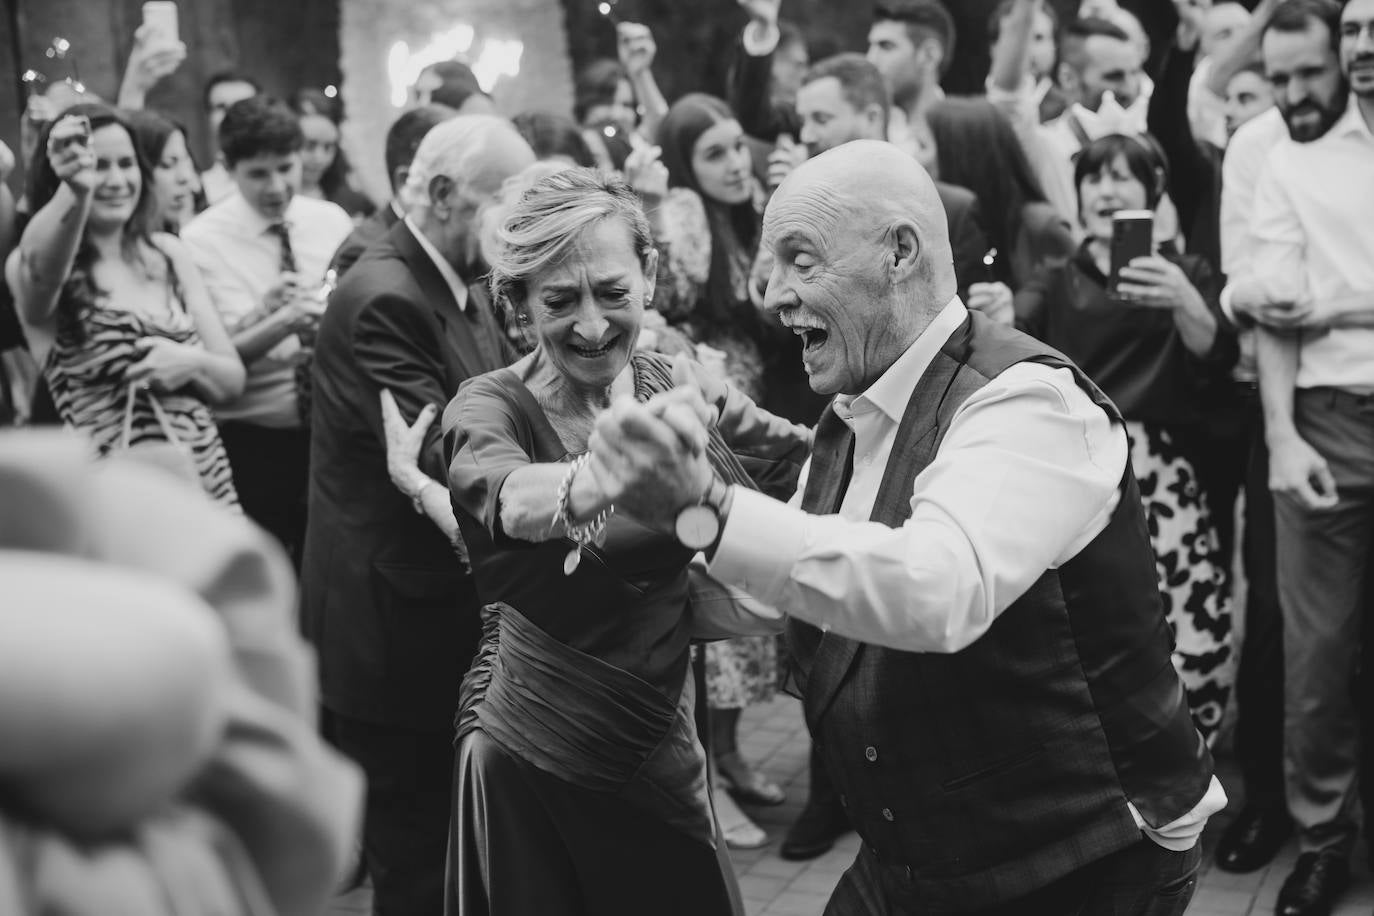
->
[882,807,895,821]
[865,745,878,762]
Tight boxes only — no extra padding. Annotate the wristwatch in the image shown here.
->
[674,475,731,551]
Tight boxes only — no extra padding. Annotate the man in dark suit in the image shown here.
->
[327,104,456,279]
[301,115,534,916]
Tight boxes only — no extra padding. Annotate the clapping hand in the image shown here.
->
[46,114,97,194]
[586,356,715,529]
[624,144,669,203]
[0,139,14,184]
[966,282,1014,325]
[617,22,658,77]
[767,135,808,190]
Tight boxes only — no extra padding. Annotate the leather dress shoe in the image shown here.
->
[780,798,852,861]
[1276,850,1349,916]
[1215,805,1292,873]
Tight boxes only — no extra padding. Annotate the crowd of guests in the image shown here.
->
[0,0,1372,913]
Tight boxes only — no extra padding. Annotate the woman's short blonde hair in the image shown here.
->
[488,168,654,316]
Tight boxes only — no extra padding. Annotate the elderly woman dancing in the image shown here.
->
[434,168,809,916]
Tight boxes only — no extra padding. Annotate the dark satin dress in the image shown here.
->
[443,355,752,916]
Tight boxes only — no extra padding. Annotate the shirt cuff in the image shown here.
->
[1131,774,1229,852]
[742,21,780,57]
[708,486,806,609]
[1218,281,1238,324]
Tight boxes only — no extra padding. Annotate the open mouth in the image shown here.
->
[569,336,619,359]
[785,318,829,355]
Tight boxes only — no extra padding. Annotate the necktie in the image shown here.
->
[268,223,312,427]
[267,222,298,274]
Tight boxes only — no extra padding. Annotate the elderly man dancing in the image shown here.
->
[584,141,1225,916]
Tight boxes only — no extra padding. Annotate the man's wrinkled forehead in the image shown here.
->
[763,182,851,249]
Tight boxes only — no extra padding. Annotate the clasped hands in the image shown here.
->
[583,357,718,531]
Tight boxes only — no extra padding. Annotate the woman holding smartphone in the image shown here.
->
[5,104,244,505]
[1013,133,1237,744]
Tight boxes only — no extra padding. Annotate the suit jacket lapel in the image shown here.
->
[391,222,492,380]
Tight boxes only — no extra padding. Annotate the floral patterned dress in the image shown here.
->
[656,186,776,710]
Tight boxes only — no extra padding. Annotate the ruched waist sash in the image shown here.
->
[456,603,715,847]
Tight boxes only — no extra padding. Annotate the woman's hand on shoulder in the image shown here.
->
[380,389,438,498]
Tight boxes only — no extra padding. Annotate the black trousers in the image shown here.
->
[218,420,310,567]
[826,839,1201,916]
[1234,402,1287,810]
[321,709,454,916]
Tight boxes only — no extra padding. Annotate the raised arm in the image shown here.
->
[1205,0,1280,99]
[990,0,1039,93]
[115,24,187,110]
[619,22,670,146]
[7,116,95,334]
[727,0,802,141]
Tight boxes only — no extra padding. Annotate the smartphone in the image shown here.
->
[142,1,180,45]
[56,115,92,152]
[1108,210,1153,297]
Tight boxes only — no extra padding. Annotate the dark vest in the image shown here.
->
[787,311,1212,908]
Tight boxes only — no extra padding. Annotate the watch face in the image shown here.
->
[675,503,721,550]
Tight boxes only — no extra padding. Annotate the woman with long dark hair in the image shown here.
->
[927,97,1076,289]
[289,88,375,221]
[5,104,243,505]
[124,108,202,233]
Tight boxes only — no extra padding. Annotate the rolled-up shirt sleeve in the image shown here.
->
[708,365,1128,653]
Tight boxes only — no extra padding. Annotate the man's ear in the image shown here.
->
[428,174,456,217]
[919,39,945,76]
[888,220,922,278]
[391,165,409,195]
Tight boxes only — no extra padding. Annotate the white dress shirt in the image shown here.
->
[401,217,469,312]
[1251,98,1374,391]
[1217,107,1286,380]
[182,193,354,426]
[199,161,237,206]
[709,296,1226,847]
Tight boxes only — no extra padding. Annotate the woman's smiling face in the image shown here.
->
[524,216,656,391]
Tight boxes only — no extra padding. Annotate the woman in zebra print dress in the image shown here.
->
[5,104,244,506]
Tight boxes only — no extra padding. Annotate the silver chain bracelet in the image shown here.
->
[552,453,613,575]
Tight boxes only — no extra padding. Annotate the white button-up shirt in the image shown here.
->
[182,192,354,426]
[1251,97,1374,390]
[709,296,1225,847]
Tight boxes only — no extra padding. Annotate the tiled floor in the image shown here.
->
[329,695,1374,915]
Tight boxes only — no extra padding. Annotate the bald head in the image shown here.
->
[770,140,956,300]
[761,140,958,396]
